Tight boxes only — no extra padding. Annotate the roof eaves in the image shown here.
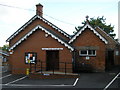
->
[6,15,71,42]
[9,25,74,51]
[37,15,71,38]
[95,26,119,44]
[6,15,37,42]
[69,23,108,44]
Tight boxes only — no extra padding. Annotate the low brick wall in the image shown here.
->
[29,73,79,79]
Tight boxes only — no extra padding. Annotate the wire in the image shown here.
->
[0,3,77,26]
[0,4,34,11]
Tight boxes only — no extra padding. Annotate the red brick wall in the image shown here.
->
[72,28,106,72]
[10,29,72,74]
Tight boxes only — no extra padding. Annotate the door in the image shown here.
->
[106,50,114,70]
[46,50,59,71]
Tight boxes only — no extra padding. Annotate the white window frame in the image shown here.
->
[79,50,96,56]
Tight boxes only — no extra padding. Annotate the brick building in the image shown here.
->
[6,4,120,74]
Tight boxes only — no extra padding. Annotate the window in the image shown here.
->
[80,50,96,56]
[25,52,37,64]
[115,51,119,56]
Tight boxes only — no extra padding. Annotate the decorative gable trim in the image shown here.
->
[6,15,70,42]
[69,23,108,44]
[9,25,74,51]
[95,26,119,44]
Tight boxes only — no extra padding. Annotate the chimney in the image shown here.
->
[36,3,43,17]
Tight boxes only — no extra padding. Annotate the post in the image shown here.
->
[35,63,36,72]
[65,62,66,75]
[41,61,42,73]
[26,68,30,76]
[53,67,54,75]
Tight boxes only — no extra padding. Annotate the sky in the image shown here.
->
[0,0,119,47]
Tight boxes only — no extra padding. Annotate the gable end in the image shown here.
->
[6,15,71,42]
[9,25,74,51]
[69,23,108,44]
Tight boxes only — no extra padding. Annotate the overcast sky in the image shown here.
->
[0,0,119,47]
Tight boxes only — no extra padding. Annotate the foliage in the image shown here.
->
[74,16,116,39]
[2,44,9,51]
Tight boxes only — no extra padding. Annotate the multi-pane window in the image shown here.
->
[25,52,37,64]
[80,50,96,56]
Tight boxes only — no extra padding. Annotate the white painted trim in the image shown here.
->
[69,23,108,44]
[42,48,63,50]
[9,25,74,51]
[6,15,70,42]
[95,26,119,44]
[79,50,96,56]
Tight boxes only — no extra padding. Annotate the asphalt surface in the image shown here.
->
[1,65,120,90]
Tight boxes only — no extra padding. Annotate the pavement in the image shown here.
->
[1,65,120,90]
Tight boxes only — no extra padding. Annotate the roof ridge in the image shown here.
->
[38,15,71,38]
[6,15,71,42]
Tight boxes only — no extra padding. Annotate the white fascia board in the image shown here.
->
[69,23,108,44]
[95,26,119,44]
[7,15,70,42]
[9,25,74,51]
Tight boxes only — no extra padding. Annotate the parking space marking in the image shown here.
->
[103,72,120,90]
[2,77,79,87]
[3,84,73,87]
[0,74,12,79]
[5,76,27,85]
[73,78,79,86]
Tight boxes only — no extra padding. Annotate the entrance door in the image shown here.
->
[106,50,114,70]
[46,50,59,71]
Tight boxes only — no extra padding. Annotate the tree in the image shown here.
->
[74,16,116,39]
[2,44,9,51]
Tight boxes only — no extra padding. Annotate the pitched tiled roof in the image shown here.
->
[69,23,108,44]
[6,15,71,42]
[95,26,119,44]
[9,25,74,51]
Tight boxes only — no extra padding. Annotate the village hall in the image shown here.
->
[6,3,120,76]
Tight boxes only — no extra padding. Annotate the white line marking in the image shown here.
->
[2,77,79,87]
[103,72,120,90]
[5,76,27,85]
[0,74,12,79]
[3,84,73,87]
[73,78,79,86]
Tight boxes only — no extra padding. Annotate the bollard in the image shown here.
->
[26,68,30,76]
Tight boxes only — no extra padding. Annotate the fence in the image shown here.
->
[29,60,73,75]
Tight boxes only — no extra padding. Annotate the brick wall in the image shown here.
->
[10,29,72,74]
[72,28,106,72]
